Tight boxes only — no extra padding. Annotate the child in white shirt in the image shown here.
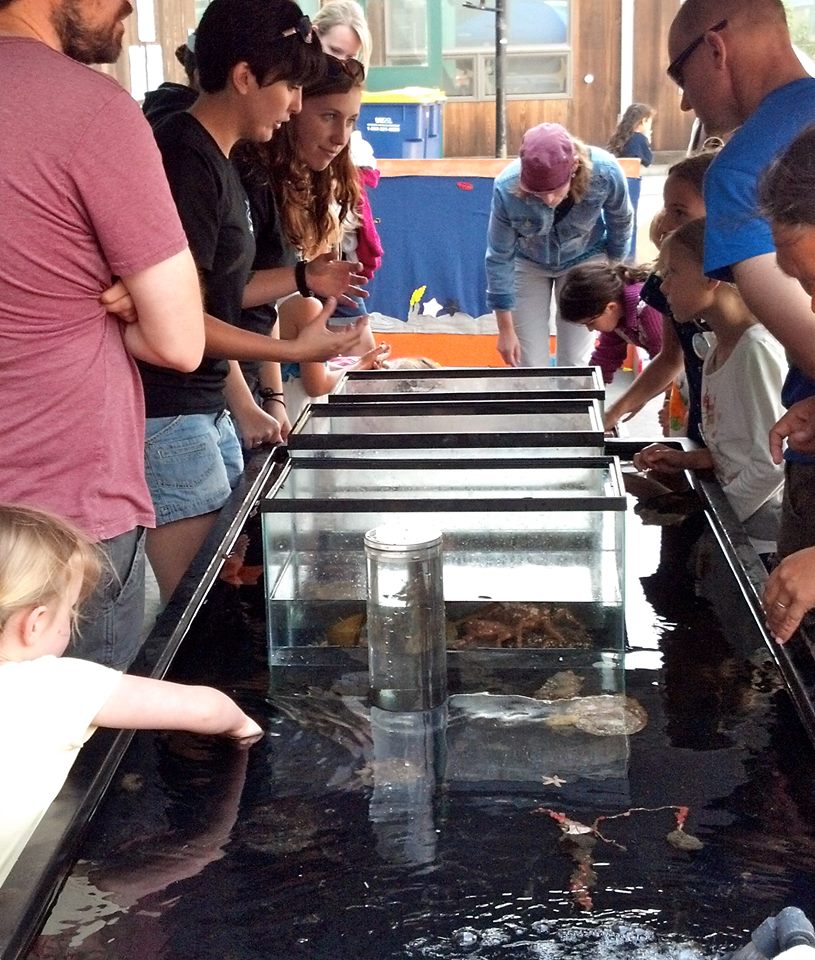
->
[633,218,787,557]
[0,502,261,887]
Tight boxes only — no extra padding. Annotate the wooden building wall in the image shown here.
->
[442,0,694,157]
[102,0,694,157]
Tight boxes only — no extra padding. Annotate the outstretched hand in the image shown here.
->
[632,443,688,474]
[306,254,369,307]
[291,300,369,360]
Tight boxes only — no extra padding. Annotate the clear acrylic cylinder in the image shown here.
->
[364,525,447,711]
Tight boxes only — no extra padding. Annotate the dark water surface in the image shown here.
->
[30,504,815,960]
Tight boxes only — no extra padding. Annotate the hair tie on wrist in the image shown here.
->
[295,259,313,298]
[259,388,286,404]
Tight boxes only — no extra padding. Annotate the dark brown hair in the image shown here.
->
[666,149,719,198]
[608,103,655,157]
[558,261,652,324]
[660,217,707,267]
[758,123,815,227]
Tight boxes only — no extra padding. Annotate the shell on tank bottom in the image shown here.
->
[448,692,648,736]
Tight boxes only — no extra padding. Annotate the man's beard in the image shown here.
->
[51,0,132,64]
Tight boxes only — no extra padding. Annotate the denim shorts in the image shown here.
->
[144,411,244,526]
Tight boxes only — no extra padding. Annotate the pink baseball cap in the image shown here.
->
[519,122,576,193]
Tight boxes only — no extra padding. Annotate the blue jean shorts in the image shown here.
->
[144,411,244,526]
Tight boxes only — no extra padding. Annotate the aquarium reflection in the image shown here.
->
[28,503,815,960]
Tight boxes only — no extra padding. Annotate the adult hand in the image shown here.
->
[762,545,815,643]
[631,442,688,474]
[292,301,368,360]
[306,254,369,307]
[234,404,282,450]
[100,279,137,323]
[769,395,815,463]
[497,327,521,367]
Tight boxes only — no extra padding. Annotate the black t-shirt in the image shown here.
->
[140,112,256,416]
[237,168,298,384]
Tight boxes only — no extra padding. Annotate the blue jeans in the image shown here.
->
[66,527,146,670]
[144,411,244,526]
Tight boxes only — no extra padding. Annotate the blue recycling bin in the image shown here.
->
[359,88,446,159]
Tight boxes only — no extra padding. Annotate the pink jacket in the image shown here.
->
[355,167,384,281]
[590,281,663,383]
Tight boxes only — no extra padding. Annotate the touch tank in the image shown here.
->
[261,455,626,687]
[6,421,815,959]
[14,461,815,960]
[286,397,605,459]
[328,366,604,404]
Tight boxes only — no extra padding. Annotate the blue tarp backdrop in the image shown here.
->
[364,170,641,321]
[365,174,495,321]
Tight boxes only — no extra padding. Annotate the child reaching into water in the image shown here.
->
[557,262,663,385]
[633,219,788,557]
[0,503,261,887]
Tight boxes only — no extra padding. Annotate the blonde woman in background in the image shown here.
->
[313,0,372,67]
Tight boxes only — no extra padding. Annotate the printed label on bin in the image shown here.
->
[367,116,401,133]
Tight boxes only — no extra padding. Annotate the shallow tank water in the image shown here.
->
[17,482,815,960]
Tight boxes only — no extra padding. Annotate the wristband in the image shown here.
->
[295,259,312,298]
[258,388,285,405]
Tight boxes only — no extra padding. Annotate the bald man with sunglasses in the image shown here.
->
[668,0,815,563]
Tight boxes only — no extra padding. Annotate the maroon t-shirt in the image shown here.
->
[0,39,189,540]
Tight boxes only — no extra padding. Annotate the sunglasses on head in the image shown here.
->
[280,14,314,43]
[325,54,365,83]
[667,18,727,87]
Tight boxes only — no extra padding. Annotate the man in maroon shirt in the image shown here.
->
[0,0,206,668]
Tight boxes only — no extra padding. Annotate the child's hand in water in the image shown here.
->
[228,714,263,742]
[632,443,688,474]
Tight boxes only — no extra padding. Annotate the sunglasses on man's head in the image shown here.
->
[666,18,727,87]
[325,54,365,82]
[280,14,314,43]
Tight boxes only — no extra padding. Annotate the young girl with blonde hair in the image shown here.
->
[0,503,261,886]
[634,219,787,557]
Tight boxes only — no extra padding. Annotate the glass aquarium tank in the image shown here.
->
[329,365,604,405]
[286,397,605,459]
[261,456,626,687]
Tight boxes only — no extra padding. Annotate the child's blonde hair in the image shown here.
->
[0,503,102,632]
[384,356,441,370]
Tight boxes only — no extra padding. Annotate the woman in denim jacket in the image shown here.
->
[486,122,633,367]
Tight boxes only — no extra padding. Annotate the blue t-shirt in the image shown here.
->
[704,77,815,463]
[618,131,653,167]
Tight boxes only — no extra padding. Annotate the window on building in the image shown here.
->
[383,0,429,66]
[440,0,570,100]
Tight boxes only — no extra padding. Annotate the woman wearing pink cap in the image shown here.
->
[486,122,633,367]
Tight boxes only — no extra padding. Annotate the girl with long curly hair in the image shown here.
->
[239,55,388,424]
